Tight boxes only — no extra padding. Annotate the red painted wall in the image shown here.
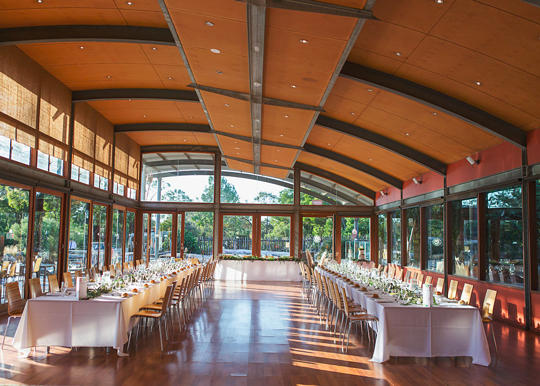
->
[375,185,400,206]
[528,129,540,165]
[403,171,444,199]
[446,142,522,187]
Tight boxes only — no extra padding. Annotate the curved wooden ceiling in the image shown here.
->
[1,0,538,201]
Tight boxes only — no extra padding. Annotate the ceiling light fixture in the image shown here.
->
[466,155,480,166]
[432,112,438,116]
[230,124,235,128]
[79,46,85,50]
[404,132,410,136]
[367,88,373,92]
[284,114,289,118]
[436,0,444,4]
[299,39,309,44]
[36,0,44,3]
[126,1,133,5]
[151,47,157,51]
[475,81,482,86]
[224,103,230,107]
[253,81,261,87]
[216,70,223,75]
[279,134,284,137]
[143,114,147,118]
[253,45,260,53]
[205,21,214,27]
[412,177,423,185]
[210,48,221,54]
[351,112,356,116]
[167,76,173,80]
[106,75,112,79]
[290,84,297,88]
[395,51,402,56]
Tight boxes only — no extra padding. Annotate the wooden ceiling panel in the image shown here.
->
[266,8,355,40]
[431,0,540,77]
[218,135,253,160]
[357,106,475,163]
[403,36,540,124]
[119,10,167,28]
[225,160,253,174]
[477,0,540,24]
[261,145,297,168]
[351,20,425,66]
[87,100,184,124]
[201,92,251,136]
[330,77,379,105]
[323,94,368,124]
[19,42,148,66]
[0,8,124,28]
[319,0,367,8]
[296,152,386,192]
[259,166,289,180]
[112,0,161,12]
[140,46,185,66]
[347,49,403,75]
[395,63,540,132]
[261,105,314,146]
[125,131,215,147]
[173,102,208,124]
[308,125,428,181]
[372,0,456,33]
[164,0,245,21]
[152,65,192,89]
[369,90,502,149]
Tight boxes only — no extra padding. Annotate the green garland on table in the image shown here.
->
[220,255,300,262]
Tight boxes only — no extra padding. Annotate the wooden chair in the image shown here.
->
[2,282,25,349]
[448,279,458,300]
[435,277,444,294]
[33,257,42,277]
[123,262,129,271]
[340,287,378,352]
[482,289,498,363]
[129,284,175,351]
[64,271,74,288]
[48,274,60,292]
[29,278,43,298]
[109,265,116,277]
[460,283,473,305]
[425,276,433,285]
[404,270,411,283]
[417,273,424,286]
[115,263,122,273]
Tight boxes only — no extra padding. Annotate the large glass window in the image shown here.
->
[149,213,172,260]
[111,209,124,266]
[261,216,291,257]
[378,213,387,264]
[0,184,29,303]
[302,216,333,261]
[450,198,478,278]
[300,171,371,206]
[221,174,293,204]
[184,212,213,260]
[91,204,107,270]
[406,208,420,268]
[426,204,444,272]
[67,199,90,274]
[176,214,183,258]
[223,215,253,256]
[125,211,135,262]
[33,192,61,293]
[142,212,149,262]
[341,217,370,260]
[141,153,214,203]
[390,211,401,265]
[486,186,523,286]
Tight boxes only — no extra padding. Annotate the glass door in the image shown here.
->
[91,204,107,270]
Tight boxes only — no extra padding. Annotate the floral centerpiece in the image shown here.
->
[220,254,300,262]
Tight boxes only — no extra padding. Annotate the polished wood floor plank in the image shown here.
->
[0,281,539,385]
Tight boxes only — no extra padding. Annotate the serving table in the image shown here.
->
[216,260,300,281]
[13,269,190,356]
[318,268,491,366]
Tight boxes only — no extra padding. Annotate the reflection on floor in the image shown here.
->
[0,281,539,385]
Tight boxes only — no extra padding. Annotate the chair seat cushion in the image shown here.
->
[133,310,162,318]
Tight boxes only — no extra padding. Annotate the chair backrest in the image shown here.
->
[460,283,473,305]
[394,267,402,281]
[1,260,9,271]
[6,282,25,315]
[332,281,343,310]
[64,271,74,288]
[404,270,411,283]
[9,263,17,276]
[425,276,432,285]
[48,274,60,292]
[75,270,83,278]
[339,286,350,316]
[482,289,497,319]
[410,270,418,283]
[306,250,315,267]
[33,257,42,273]
[29,278,43,298]
[448,279,458,299]
[109,265,116,276]
[417,273,424,286]
[435,277,444,293]
[160,284,175,314]
[123,262,129,271]
[115,263,122,272]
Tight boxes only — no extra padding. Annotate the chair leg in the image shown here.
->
[490,323,498,365]
[2,316,11,349]
[158,319,164,351]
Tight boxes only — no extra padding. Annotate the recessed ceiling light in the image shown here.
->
[79,46,85,50]
[327,143,331,146]
[151,47,157,51]
[368,158,373,161]
[395,51,402,56]
[274,159,278,162]
[167,76,173,80]
[183,139,187,142]
[436,0,444,4]
[126,1,133,5]
[284,114,289,118]
[432,112,438,116]
[224,103,230,107]
[253,45,260,53]
[290,84,297,88]
[404,132,410,136]
[276,149,281,152]
[351,112,356,116]
[367,88,373,92]
[475,81,482,86]
[216,70,223,75]
[230,124,234,128]
[279,134,284,137]
[210,48,221,54]
[36,0,43,3]
[299,39,309,44]
[106,75,112,79]
[205,21,214,27]
[143,114,147,118]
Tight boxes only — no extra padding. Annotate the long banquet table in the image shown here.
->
[13,269,191,356]
[318,268,491,366]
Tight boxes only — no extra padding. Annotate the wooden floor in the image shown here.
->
[0,281,538,385]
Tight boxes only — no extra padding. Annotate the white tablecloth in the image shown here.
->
[13,270,190,354]
[216,260,301,281]
[318,269,491,366]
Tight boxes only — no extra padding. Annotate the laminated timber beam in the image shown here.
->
[340,62,527,148]
[238,0,375,19]
[72,89,198,103]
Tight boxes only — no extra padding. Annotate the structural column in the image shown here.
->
[370,213,378,266]
[213,153,221,259]
[333,214,341,263]
[293,168,301,259]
